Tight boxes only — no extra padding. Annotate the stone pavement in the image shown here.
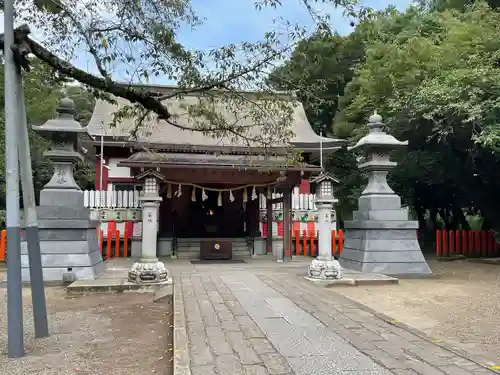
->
[173,262,498,375]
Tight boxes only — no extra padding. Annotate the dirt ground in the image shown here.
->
[333,259,500,363]
[0,287,173,375]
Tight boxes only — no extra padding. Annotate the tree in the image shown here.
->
[268,31,364,134]
[9,0,366,149]
[337,2,500,236]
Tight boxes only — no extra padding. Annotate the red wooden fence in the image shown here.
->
[0,228,131,262]
[292,229,344,257]
[435,229,499,258]
[0,227,344,262]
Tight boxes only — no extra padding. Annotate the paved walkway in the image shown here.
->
[172,261,497,375]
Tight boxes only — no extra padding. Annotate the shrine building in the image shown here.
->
[85,85,343,260]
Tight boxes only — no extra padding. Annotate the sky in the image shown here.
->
[0,0,413,83]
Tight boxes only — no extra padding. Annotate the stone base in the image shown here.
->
[253,238,266,256]
[66,277,173,294]
[128,260,168,284]
[304,276,355,286]
[308,258,344,280]
[20,206,104,283]
[340,196,432,276]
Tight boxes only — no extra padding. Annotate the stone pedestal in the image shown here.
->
[340,113,431,276]
[22,98,104,282]
[21,205,105,282]
[128,175,169,284]
[253,237,267,256]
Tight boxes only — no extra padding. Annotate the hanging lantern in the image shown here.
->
[191,186,196,202]
[242,188,248,203]
[229,190,235,202]
[202,189,208,201]
[217,191,222,206]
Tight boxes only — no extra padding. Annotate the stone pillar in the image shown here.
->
[316,202,332,260]
[307,174,343,280]
[27,98,104,282]
[128,176,169,284]
[340,113,432,276]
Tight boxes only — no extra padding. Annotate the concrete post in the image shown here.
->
[4,0,24,357]
[15,67,49,338]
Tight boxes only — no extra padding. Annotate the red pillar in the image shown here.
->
[298,179,310,194]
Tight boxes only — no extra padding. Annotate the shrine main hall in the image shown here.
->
[85,85,343,261]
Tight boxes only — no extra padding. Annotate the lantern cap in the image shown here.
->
[348,112,408,151]
[309,172,339,185]
[309,172,338,195]
[32,97,90,138]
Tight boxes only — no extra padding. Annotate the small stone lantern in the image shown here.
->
[307,173,343,280]
[128,170,169,284]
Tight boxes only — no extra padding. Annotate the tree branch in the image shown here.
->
[19,30,172,119]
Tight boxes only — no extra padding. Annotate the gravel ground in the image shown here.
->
[0,287,173,375]
[332,259,500,363]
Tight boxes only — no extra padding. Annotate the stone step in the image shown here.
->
[175,248,252,259]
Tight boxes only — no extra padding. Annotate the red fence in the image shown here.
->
[435,229,499,258]
[99,228,131,260]
[0,229,5,261]
[292,229,344,257]
[0,228,131,262]
[0,228,345,262]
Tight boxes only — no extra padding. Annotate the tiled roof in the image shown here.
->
[87,84,344,152]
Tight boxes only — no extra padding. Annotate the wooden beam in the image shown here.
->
[266,197,273,255]
[267,197,283,204]
[283,188,292,261]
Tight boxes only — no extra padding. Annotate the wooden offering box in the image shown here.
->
[200,240,232,260]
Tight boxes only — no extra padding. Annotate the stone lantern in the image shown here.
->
[32,97,89,206]
[307,173,343,280]
[128,170,169,284]
[26,98,105,282]
[340,112,432,276]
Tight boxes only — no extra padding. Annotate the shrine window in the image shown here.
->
[113,182,142,192]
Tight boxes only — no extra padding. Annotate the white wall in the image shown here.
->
[107,158,131,178]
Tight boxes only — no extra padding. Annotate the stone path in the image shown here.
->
[175,266,498,375]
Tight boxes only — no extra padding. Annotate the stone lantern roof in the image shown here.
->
[32,97,90,137]
[349,112,407,151]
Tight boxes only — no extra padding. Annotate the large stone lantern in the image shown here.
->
[25,98,105,282]
[339,112,432,276]
[307,173,343,280]
[32,98,88,206]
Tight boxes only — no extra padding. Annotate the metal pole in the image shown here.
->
[320,131,323,170]
[4,0,25,357]
[97,126,104,246]
[15,68,49,339]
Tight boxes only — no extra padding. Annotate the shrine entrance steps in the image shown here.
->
[175,238,252,259]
